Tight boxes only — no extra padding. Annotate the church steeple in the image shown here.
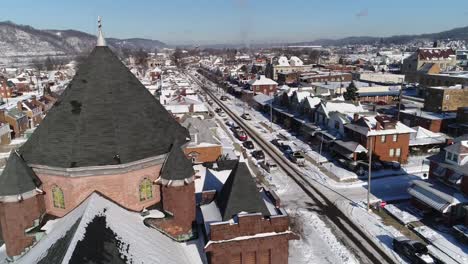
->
[97,16,106,46]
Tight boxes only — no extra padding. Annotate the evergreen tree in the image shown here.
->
[344,82,359,101]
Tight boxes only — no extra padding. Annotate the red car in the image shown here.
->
[235,130,248,141]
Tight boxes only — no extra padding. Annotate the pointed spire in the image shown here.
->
[97,16,106,46]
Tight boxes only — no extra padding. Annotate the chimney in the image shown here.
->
[17,101,23,111]
[353,113,359,122]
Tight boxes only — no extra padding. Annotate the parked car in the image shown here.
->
[355,161,384,175]
[218,111,226,117]
[270,139,284,147]
[241,113,252,120]
[225,120,235,127]
[220,95,228,101]
[382,161,401,170]
[393,237,435,264]
[252,150,265,160]
[214,108,222,113]
[337,158,359,171]
[242,140,254,149]
[260,160,278,172]
[280,144,293,154]
[289,151,305,166]
[235,130,248,141]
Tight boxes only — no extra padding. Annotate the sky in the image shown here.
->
[1,0,468,45]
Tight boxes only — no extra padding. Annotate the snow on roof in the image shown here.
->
[320,101,365,117]
[289,56,303,66]
[250,75,278,86]
[277,56,290,66]
[293,91,312,102]
[304,97,321,108]
[200,201,223,235]
[345,116,415,136]
[409,126,446,146]
[18,193,203,264]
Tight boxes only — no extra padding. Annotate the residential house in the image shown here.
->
[302,96,321,120]
[399,108,457,133]
[181,117,222,163]
[0,78,15,98]
[408,139,468,223]
[0,107,28,138]
[299,72,352,84]
[18,100,43,128]
[249,75,278,96]
[269,56,314,80]
[423,85,468,113]
[314,101,365,127]
[345,115,415,163]
[290,90,313,113]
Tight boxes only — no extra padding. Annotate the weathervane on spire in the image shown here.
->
[97,16,106,47]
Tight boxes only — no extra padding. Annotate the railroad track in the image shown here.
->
[188,71,398,264]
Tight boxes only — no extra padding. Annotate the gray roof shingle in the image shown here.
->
[160,143,194,181]
[19,47,189,168]
[216,161,270,221]
[0,151,41,196]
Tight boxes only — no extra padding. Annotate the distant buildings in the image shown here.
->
[423,85,468,112]
[402,47,457,82]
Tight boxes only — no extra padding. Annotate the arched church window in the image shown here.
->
[139,178,153,201]
[52,186,65,209]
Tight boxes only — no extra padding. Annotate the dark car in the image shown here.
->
[280,144,293,154]
[393,237,434,264]
[271,139,283,147]
[220,95,228,101]
[242,140,254,149]
[214,107,222,113]
[382,161,401,170]
[252,150,265,160]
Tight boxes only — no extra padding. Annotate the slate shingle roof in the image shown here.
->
[160,143,194,181]
[216,161,270,221]
[19,47,189,168]
[0,151,41,196]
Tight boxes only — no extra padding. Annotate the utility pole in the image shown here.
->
[270,99,273,131]
[396,85,403,121]
[367,136,373,212]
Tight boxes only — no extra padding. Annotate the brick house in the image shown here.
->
[17,100,43,128]
[423,85,468,113]
[399,109,457,133]
[30,95,55,114]
[448,107,468,136]
[200,161,298,264]
[345,115,415,163]
[249,75,278,96]
[408,138,468,224]
[0,107,29,138]
[299,72,352,84]
[181,117,223,163]
[0,78,15,98]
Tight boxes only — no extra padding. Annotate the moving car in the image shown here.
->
[289,151,305,166]
[242,140,254,149]
[220,95,228,101]
[260,160,278,173]
[252,150,265,160]
[393,237,435,264]
[241,113,252,120]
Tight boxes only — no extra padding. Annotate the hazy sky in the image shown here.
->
[2,0,468,45]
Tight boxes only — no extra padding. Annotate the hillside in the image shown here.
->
[0,21,167,67]
[291,25,468,46]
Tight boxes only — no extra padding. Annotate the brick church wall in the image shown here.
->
[36,164,163,217]
[0,194,45,257]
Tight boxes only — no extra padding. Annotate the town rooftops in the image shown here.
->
[345,115,415,136]
[216,161,270,221]
[18,192,203,264]
[18,46,190,168]
[417,48,455,60]
[445,140,468,155]
[249,75,278,86]
[0,151,41,197]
